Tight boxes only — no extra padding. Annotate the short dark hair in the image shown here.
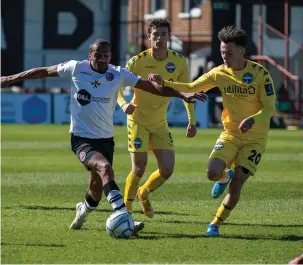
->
[147,18,171,35]
[218,26,248,48]
[89,39,112,52]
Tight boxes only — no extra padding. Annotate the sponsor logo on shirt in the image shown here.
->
[242,72,254,84]
[105,72,114,81]
[76,89,111,106]
[165,62,176,73]
[223,85,255,95]
[90,80,101,88]
[264,83,274,96]
[80,71,92,76]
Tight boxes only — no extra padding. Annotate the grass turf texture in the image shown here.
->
[1,124,303,264]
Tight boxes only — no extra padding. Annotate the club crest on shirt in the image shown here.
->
[165,62,176,73]
[242,72,254,84]
[133,138,142,149]
[214,142,224,150]
[79,151,86,162]
[105,72,114,81]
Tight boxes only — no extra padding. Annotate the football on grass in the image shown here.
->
[106,211,134,239]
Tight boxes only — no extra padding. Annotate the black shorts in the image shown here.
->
[71,134,115,170]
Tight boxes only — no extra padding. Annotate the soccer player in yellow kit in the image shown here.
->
[117,19,198,218]
[149,26,276,236]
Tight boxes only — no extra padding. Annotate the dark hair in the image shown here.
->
[147,18,171,34]
[89,39,112,52]
[218,26,248,48]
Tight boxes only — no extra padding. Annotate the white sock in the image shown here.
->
[106,190,127,212]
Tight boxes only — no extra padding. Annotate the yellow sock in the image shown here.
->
[124,172,141,208]
[140,169,166,199]
[211,203,232,227]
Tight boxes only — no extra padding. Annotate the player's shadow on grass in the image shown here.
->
[139,232,303,241]
[1,242,65,247]
[131,210,191,216]
[4,206,188,216]
[224,222,303,228]
[157,220,303,228]
[156,220,208,225]
[139,231,201,240]
[3,205,113,213]
[214,234,303,242]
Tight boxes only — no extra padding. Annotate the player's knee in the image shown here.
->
[207,168,223,181]
[132,162,147,177]
[94,162,113,179]
[132,166,145,177]
[159,166,173,179]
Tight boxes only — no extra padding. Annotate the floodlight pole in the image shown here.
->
[257,1,263,63]
[284,0,289,89]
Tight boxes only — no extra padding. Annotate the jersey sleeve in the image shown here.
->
[117,62,130,107]
[178,57,196,125]
[164,68,217,93]
[117,60,138,107]
[57,60,77,78]
[249,69,276,123]
[120,66,141,87]
[117,87,127,107]
[178,57,190,83]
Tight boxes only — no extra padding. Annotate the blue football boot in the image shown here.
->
[211,169,233,198]
[206,224,220,237]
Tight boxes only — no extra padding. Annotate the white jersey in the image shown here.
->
[57,60,140,138]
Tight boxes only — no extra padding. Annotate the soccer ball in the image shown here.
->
[106,211,134,239]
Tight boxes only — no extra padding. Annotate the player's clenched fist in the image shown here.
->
[239,117,255,133]
[122,103,137,115]
[148,73,164,89]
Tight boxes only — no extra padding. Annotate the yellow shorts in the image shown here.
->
[209,131,268,175]
[127,119,174,152]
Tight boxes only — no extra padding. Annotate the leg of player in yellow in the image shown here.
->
[206,157,235,236]
[207,160,250,236]
[138,149,175,218]
[124,152,147,213]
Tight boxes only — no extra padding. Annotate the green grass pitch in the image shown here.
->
[1,124,303,264]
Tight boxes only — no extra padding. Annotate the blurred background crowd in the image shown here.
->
[1,0,302,128]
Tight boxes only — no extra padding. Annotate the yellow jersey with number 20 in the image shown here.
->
[164,60,276,136]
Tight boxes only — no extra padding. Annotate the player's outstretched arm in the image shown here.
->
[1,65,59,88]
[148,72,216,93]
[135,78,206,103]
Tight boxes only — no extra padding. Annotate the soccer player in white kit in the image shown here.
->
[0,39,204,235]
